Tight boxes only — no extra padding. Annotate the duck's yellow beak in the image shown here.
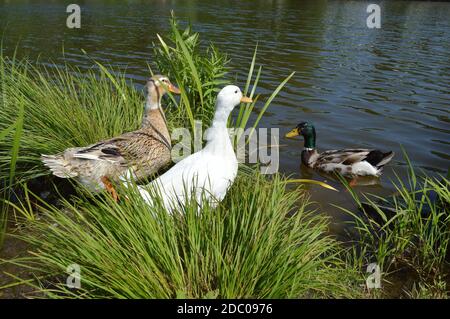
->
[168,83,181,94]
[285,128,300,138]
[240,96,253,103]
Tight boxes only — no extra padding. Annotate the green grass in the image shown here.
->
[0,96,24,247]
[340,155,450,297]
[406,277,449,299]
[153,12,230,130]
[0,55,144,183]
[12,171,363,298]
[153,13,296,145]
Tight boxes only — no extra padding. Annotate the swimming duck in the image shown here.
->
[41,75,180,201]
[133,85,252,212]
[285,122,394,178]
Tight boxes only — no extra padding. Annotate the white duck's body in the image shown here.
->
[142,126,238,210]
[133,85,251,212]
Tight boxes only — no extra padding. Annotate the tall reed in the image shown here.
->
[14,171,362,298]
[0,73,24,246]
[340,154,450,296]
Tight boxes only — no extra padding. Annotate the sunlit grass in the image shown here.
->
[340,154,450,297]
[0,96,24,247]
[0,56,143,184]
[153,12,230,130]
[11,171,363,298]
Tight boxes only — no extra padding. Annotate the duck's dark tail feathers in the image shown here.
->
[366,150,395,169]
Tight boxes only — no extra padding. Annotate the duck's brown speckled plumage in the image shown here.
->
[41,75,179,191]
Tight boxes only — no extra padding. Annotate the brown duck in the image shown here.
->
[41,75,180,200]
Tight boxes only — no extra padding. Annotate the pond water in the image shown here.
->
[0,0,449,234]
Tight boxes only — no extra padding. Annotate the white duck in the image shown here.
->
[132,85,252,212]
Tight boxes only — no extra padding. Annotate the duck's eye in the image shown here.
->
[234,90,238,94]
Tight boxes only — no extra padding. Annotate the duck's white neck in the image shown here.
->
[211,106,230,129]
[204,103,234,154]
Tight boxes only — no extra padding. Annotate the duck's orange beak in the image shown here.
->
[168,83,181,94]
[240,96,253,103]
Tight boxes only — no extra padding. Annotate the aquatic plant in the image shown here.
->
[0,69,24,246]
[153,12,230,128]
[10,14,440,299]
[0,55,144,184]
[341,155,450,297]
[12,171,362,298]
[153,13,295,144]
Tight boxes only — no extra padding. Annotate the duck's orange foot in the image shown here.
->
[101,176,119,202]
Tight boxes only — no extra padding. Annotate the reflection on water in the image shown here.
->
[0,0,449,231]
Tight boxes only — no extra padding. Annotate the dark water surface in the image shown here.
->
[1,0,449,233]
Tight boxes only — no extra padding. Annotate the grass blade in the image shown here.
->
[285,179,338,191]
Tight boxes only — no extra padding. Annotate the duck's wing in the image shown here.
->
[43,129,171,180]
[132,158,196,209]
[153,151,206,191]
[316,149,394,171]
[42,138,129,179]
[71,131,145,164]
[316,149,373,166]
[149,151,232,211]
[71,138,128,165]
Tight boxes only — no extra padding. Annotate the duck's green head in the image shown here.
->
[285,122,316,149]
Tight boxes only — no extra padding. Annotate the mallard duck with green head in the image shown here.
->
[285,122,394,178]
